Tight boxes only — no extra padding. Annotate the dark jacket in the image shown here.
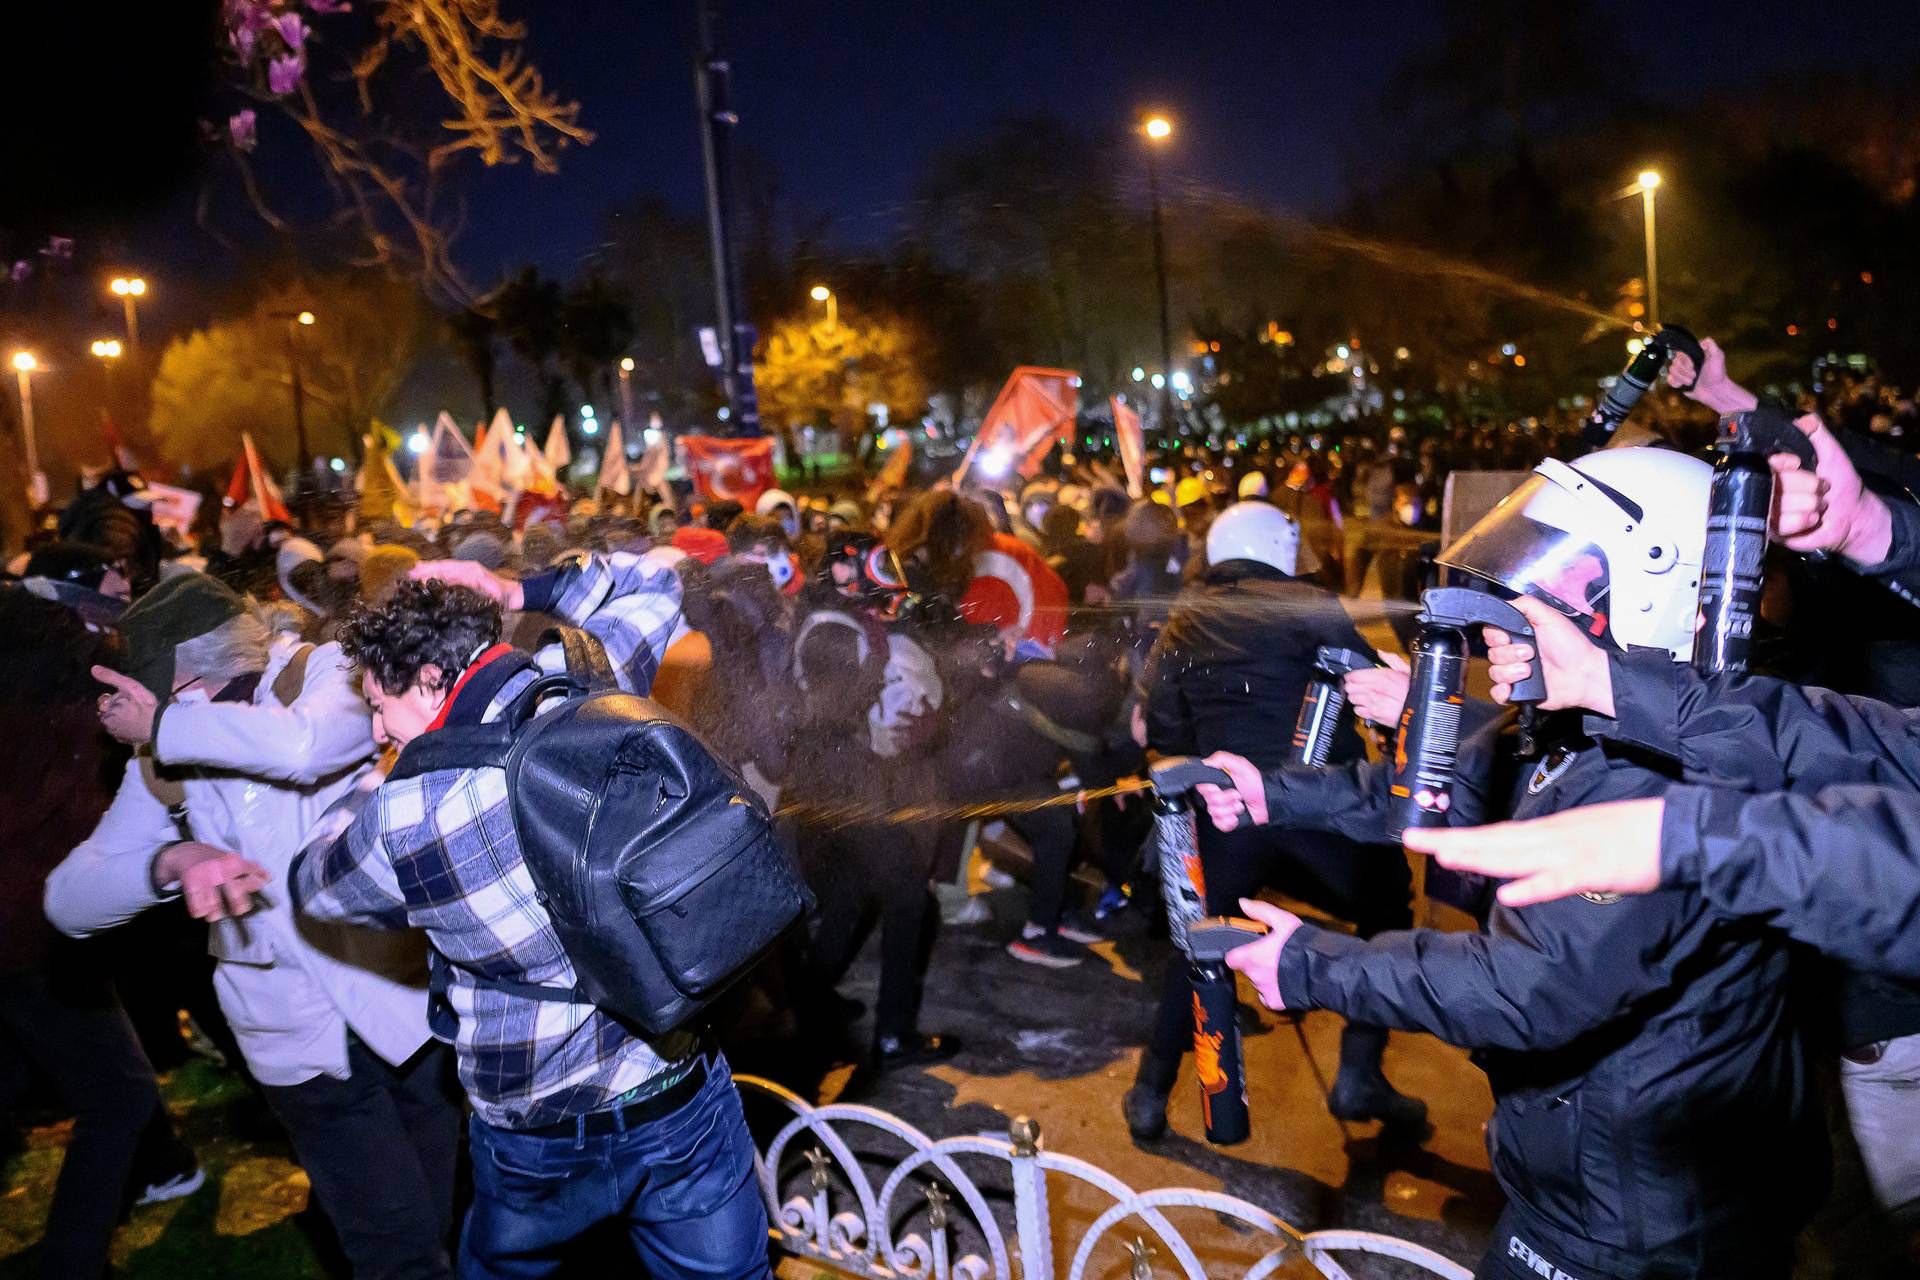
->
[1142,560,1373,770]
[1592,650,1920,990]
[1261,707,1819,1278]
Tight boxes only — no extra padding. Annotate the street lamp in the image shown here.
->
[269,309,317,495]
[10,351,45,507]
[1140,113,1177,437]
[809,284,837,329]
[1635,170,1661,329]
[110,276,148,346]
[618,356,636,428]
[91,339,123,360]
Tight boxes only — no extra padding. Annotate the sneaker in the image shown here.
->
[1092,884,1132,921]
[941,894,993,926]
[1053,914,1104,946]
[981,863,1017,890]
[1006,932,1085,969]
[134,1165,206,1208]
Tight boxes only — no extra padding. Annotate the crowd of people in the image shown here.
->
[4,333,1920,1279]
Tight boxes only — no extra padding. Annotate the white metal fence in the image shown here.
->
[739,1075,1472,1280]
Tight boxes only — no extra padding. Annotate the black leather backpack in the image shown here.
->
[392,628,811,1035]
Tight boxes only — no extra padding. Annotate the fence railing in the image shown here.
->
[738,1074,1472,1280]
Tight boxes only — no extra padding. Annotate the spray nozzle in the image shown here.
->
[1417,587,1550,706]
[1314,646,1377,677]
[1583,323,1704,447]
[1149,756,1233,799]
[1722,402,1818,469]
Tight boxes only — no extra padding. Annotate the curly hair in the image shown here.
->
[338,578,502,694]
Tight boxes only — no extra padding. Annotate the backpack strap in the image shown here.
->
[427,951,586,1021]
[270,644,315,706]
[538,625,618,692]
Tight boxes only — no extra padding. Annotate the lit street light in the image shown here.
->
[618,355,636,428]
[809,283,838,329]
[1140,113,1176,438]
[269,308,318,495]
[10,351,46,507]
[1634,170,1661,328]
[110,276,148,346]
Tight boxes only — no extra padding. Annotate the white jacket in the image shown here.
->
[45,636,432,1086]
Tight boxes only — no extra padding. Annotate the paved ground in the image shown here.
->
[734,860,1504,1277]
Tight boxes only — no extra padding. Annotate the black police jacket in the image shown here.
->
[1594,649,1920,988]
[1142,560,1374,770]
[1261,708,1821,1279]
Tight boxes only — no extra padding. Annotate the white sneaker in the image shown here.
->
[135,1165,206,1207]
[981,864,1017,890]
[942,895,992,926]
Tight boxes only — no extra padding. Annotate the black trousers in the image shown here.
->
[799,818,940,1041]
[0,967,193,1280]
[261,1034,462,1280]
[1142,818,1413,1079]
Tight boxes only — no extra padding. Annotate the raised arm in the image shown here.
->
[153,643,375,784]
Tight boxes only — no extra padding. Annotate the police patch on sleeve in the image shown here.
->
[1526,746,1576,796]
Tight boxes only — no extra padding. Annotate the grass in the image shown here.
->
[1,1060,328,1279]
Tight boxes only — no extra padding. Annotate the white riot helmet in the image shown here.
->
[1206,501,1302,576]
[1437,446,1711,659]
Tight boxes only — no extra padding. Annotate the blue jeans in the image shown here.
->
[459,1057,771,1279]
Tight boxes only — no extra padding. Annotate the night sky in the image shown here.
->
[439,0,1920,280]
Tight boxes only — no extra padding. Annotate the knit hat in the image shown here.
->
[116,572,248,697]
[670,526,729,566]
[451,530,510,572]
[359,545,421,607]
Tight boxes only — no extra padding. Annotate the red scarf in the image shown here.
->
[422,643,516,734]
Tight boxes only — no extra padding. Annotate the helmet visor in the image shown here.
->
[1437,474,1612,621]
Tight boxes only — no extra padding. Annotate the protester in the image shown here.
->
[43,572,458,1280]
[0,589,201,1280]
[290,576,771,1278]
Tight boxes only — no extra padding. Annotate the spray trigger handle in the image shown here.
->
[1315,646,1377,676]
[1185,915,1270,962]
[1724,402,1818,469]
[1418,588,1549,705]
[1149,757,1234,798]
[1655,324,1704,390]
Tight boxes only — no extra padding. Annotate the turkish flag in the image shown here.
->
[683,436,775,507]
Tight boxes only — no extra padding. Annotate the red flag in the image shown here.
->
[683,436,775,507]
[1111,395,1145,498]
[100,411,140,473]
[227,432,293,523]
[956,367,1080,484]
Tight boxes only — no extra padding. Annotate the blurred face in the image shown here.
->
[362,668,448,748]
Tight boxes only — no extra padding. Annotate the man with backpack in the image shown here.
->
[290,572,776,1279]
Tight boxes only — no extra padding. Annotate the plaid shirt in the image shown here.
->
[291,553,698,1129]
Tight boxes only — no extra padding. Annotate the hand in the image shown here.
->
[1767,414,1893,565]
[1401,797,1665,908]
[155,842,273,922]
[1481,597,1612,715]
[1666,338,1757,416]
[1194,751,1269,831]
[1344,653,1410,724]
[410,560,525,610]
[94,666,160,745]
[1224,898,1304,1010]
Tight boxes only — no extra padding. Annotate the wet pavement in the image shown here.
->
[734,856,1504,1275]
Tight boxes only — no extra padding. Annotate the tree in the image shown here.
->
[210,0,592,306]
[448,306,499,417]
[148,273,431,473]
[753,311,932,443]
[493,267,566,423]
[559,272,635,412]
